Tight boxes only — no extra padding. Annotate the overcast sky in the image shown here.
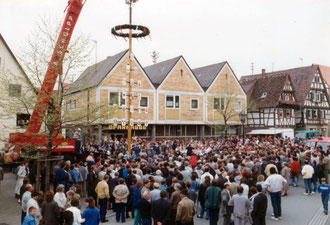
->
[1,0,330,78]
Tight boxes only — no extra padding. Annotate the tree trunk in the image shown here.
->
[224,119,228,137]
[36,160,41,192]
[45,159,51,192]
[45,138,52,192]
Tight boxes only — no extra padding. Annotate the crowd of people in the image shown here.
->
[10,135,330,225]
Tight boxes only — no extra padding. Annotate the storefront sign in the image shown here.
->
[108,124,147,130]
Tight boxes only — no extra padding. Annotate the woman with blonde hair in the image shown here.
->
[256,175,266,194]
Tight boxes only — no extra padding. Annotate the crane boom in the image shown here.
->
[9,0,86,154]
[27,0,85,134]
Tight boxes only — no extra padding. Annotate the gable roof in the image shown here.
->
[192,62,226,91]
[317,64,330,87]
[65,49,128,95]
[241,65,319,106]
[0,33,37,94]
[144,56,181,88]
[241,74,296,108]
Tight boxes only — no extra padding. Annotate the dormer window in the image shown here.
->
[261,92,267,99]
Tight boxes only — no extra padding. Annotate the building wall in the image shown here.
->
[158,59,205,124]
[0,36,36,149]
[64,54,156,126]
[64,87,98,122]
[207,64,246,124]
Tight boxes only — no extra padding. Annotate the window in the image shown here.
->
[315,76,320,83]
[109,92,119,106]
[234,101,242,112]
[175,96,180,108]
[139,96,149,108]
[321,93,325,101]
[71,100,77,109]
[261,92,267,99]
[285,95,290,101]
[309,92,314,101]
[9,84,21,97]
[313,109,318,118]
[278,109,283,118]
[191,99,199,110]
[120,92,126,106]
[220,97,225,110]
[16,113,30,128]
[66,101,71,111]
[166,95,179,108]
[213,98,220,110]
[306,109,311,118]
[214,97,225,110]
[286,109,291,118]
[166,96,174,108]
[316,93,321,102]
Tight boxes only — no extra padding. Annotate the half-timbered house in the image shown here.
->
[241,74,298,129]
[241,65,330,136]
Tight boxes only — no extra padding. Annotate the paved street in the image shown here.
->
[0,172,328,225]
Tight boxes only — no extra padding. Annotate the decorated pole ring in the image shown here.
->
[111,24,150,38]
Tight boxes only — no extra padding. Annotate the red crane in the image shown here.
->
[9,0,87,156]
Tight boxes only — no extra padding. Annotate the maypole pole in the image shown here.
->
[127,0,133,155]
[111,0,150,155]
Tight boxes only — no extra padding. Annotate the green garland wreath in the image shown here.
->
[111,24,150,38]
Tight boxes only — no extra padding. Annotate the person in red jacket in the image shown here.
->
[290,157,300,187]
[189,154,198,168]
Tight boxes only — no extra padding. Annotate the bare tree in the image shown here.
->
[0,16,113,191]
[207,76,247,136]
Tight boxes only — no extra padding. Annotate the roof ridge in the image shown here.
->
[242,65,317,79]
[241,73,289,82]
[192,61,227,71]
[144,55,181,69]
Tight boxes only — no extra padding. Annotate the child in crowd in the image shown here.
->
[317,178,330,215]
[22,206,37,225]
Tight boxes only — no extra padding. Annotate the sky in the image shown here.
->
[1,0,330,79]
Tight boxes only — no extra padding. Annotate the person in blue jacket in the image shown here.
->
[22,206,36,225]
[82,197,101,225]
[55,162,68,189]
[317,177,330,215]
[69,165,79,185]
[133,181,143,225]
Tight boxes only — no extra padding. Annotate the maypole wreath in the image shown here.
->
[111,24,150,38]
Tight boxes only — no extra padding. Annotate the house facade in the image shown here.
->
[241,74,298,129]
[0,34,36,150]
[241,65,330,136]
[64,50,247,140]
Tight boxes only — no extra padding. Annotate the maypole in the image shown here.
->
[111,0,150,155]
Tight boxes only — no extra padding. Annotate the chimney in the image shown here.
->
[262,69,266,75]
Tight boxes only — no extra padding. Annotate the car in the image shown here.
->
[306,137,330,151]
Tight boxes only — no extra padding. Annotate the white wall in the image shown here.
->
[0,36,36,150]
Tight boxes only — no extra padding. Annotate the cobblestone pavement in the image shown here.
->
[0,172,328,225]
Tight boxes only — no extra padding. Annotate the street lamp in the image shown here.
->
[239,113,247,145]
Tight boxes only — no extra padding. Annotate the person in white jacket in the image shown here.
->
[302,160,314,195]
[67,197,85,225]
[54,184,67,209]
[200,167,214,184]
[15,162,29,201]
[27,192,42,225]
